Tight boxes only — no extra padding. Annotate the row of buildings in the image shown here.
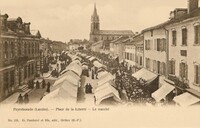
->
[0,13,67,101]
[90,0,200,103]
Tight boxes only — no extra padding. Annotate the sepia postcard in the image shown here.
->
[0,0,200,128]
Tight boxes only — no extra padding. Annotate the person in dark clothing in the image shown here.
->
[17,94,23,104]
[91,70,94,79]
[46,82,51,93]
[88,83,93,93]
[23,93,29,104]
[36,81,40,89]
[42,79,46,89]
[85,83,89,94]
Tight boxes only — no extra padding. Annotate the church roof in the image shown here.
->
[99,30,133,35]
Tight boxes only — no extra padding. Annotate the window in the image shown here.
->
[180,50,187,57]
[140,56,142,66]
[172,30,177,46]
[153,60,157,73]
[24,66,27,79]
[154,39,157,50]
[157,61,161,74]
[169,60,175,75]
[136,55,138,63]
[32,42,34,54]
[157,39,161,51]
[162,39,166,51]
[4,41,8,59]
[194,65,200,85]
[10,70,14,87]
[11,42,14,58]
[180,62,188,79]
[162,62,166,76]
[24,42,27,54]
[28,43,31,54]
[151,30,154,37]
[28,64,31,77]
[194,25,200,45]
[32,63,34,75]
[3,72,9,91]
[146,58,150,69]
[182,28,187,46]
[127,53,129,60]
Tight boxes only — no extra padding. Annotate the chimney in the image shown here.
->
[188,0,199,13]
[0,14,9,31]
[24,22,31,34]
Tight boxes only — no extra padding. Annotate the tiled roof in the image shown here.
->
[99,30,133,35]
[142,8,200,33]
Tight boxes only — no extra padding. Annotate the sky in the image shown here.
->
[0,0,187,42]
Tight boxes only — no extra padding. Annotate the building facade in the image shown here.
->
[0,14,40,101]
[143,26,168,86]
[166,0,200,97]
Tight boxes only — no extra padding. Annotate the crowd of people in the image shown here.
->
[81,50,156,105]
[17,93,29,104]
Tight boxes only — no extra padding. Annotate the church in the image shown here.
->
[89,4,134,43]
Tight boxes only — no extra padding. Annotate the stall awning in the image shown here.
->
[93,61,103,68]
[152,83,175,102]
[89,57,96,61]
[65,63,82,76]
[54,70,80,87]
[173,92,200,107]
[98,71,109,79]
[70,60,82,66]
[59,80,78,98]
[94,83,121,105]
[82,65,88,69]
[132,68,157,81]
[97,74,115,87]
[86,56,91,59]
[52,76,66,87]
[82,62,88,65]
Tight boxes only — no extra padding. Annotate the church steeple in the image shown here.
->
[93,3,98,17]
[90,3,100,36]
[91,3,99,22]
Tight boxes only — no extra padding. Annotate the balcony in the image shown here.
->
[168,74,189,90]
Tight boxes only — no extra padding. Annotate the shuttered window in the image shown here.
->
[180,62,188,79]
[182,28,187,46]
[172,30,177,46]
[194,25,200,45]
[194,65,200,85]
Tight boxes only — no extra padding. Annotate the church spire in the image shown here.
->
[93,3,98,17]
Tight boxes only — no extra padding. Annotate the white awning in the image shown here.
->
[65,63,82,76]
[82,65,88,69]
[93,61,103,68]
[40,80,78,104]
[70,60,82,66]
[82,62,88,65]
[53,70,80,87]
[98,71,110,79]
[85,56,91,59]
[59,80,78,98]
[94,83,121,105]
[89,57,96,61]
[52,76,66,87]
[173,92,200,107]
[132,68,157,81]
[152,83,175,102]
[97,74,115,87]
